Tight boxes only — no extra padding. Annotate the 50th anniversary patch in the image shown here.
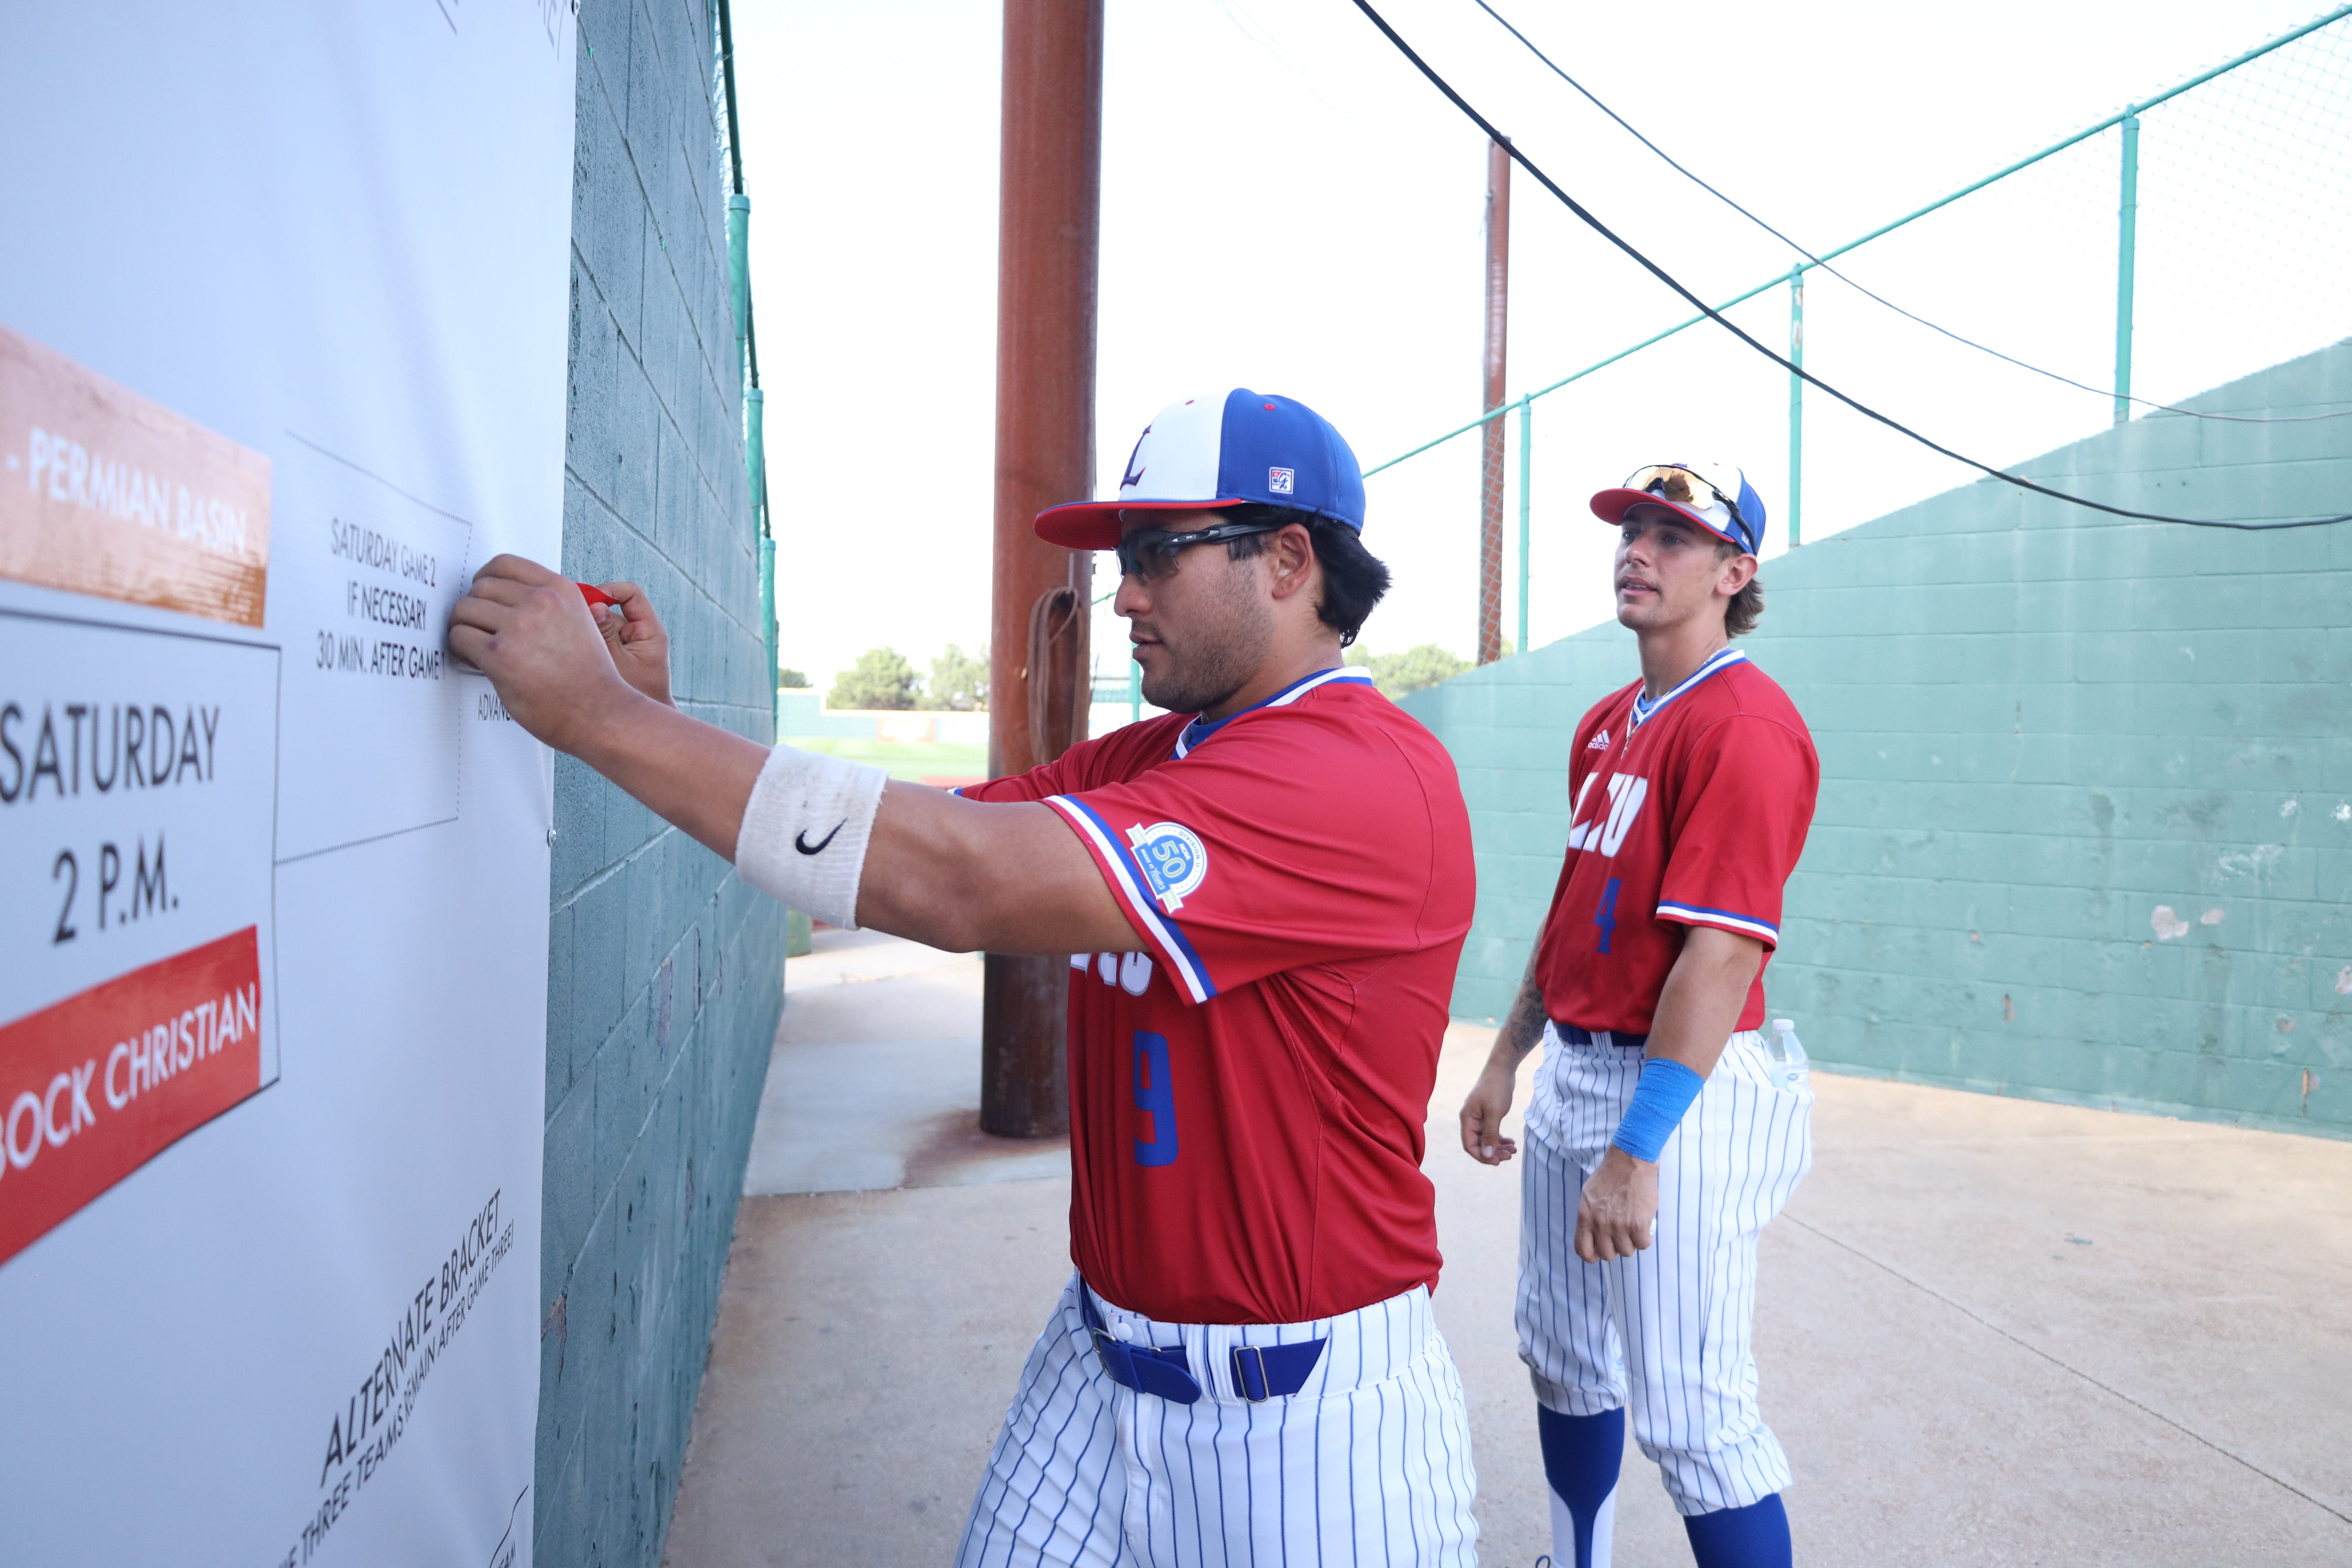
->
[1125,820,1208,913]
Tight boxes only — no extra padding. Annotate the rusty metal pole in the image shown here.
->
[982,0,1102,1139]
[1478,137,1511,665]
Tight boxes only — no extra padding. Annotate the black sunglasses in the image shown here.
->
[1111,519,1282,582]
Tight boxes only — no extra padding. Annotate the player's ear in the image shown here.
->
[1718,550,1759,596]
[1266,523,1317,602]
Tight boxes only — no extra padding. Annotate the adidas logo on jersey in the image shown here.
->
[1587,729,1611,750]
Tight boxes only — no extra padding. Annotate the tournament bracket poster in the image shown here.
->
[0,5,573,1563]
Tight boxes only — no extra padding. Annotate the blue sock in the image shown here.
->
[1682,1493,1791,1568]
[1536,1405,1623,1568]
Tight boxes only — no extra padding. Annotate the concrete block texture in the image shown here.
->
[539,2,786,1564]
[1402,337,2352,1141]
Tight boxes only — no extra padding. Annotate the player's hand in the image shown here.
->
[450,554,644,754]
[1459,1062,1519,1165]
[588,579,674,707]
[1574,1146,1659,1262]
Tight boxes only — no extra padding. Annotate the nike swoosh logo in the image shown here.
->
[795,820,846,856]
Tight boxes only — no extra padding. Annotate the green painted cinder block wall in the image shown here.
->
[1401,338,2352,1141]
[539,4,787,1565]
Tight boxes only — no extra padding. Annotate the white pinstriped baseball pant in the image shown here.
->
[1517,1024,1813,1516]
[956,1273,1480,1567]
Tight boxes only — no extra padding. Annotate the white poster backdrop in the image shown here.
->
[0,5,574,1564]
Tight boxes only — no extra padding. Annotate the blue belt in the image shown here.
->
[1079,1286,1326,1404]
[1558,1023,1648,1050]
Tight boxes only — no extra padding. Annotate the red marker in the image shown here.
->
[578,582,618,610]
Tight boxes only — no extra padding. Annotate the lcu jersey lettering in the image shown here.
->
[1533,649,1818,1035]
[960,667,1475,1325]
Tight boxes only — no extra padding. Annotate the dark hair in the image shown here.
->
[1715,539,1764,637]
[1219,503,1391,647]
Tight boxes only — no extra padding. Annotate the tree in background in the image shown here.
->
[919,643,989,711]
[1344,643,1479,699]
[828,645,919,710]
[778,666,812,690]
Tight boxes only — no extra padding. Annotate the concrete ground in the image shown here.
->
[663,930,2352,1566]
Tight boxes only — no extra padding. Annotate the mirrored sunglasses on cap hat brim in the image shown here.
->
[1623,464,1754,550]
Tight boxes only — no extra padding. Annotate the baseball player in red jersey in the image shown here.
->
[1457,463,1819,1568]
[448,389,1482,1565]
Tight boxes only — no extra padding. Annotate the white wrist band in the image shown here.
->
[733,745,888,930]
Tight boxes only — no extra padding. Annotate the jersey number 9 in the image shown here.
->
[1132,1031,1179,1167]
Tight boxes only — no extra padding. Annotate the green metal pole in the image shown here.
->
[759,535,778,730]
[725,191,775,726]
[747,387,776,727]
[1128,661,1140,725]
[1787,268,1804,547]
[2113,115,2140,425]
[726,195,752,349]
[745,386,768,525]
[1515,394,1531,655]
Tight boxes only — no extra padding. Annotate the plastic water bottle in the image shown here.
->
[1766,1018,1809,1091]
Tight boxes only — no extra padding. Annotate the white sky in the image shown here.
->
[730,0,2344,690]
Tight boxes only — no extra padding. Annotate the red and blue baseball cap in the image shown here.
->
[1035,388,1367,550]
[1589,462,1766,555]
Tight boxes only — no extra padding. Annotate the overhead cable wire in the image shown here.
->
[1348,0,2352,530]
[1471,0,2352,425]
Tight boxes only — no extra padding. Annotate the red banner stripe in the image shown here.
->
[0,926,265,1267]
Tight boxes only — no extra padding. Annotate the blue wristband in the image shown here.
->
[1609,1058,1705,1163]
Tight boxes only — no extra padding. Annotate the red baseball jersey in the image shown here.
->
[1534,648,1817,1036]
[960,667,1475,1325]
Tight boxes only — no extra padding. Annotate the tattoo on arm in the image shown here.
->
[1497,947,1549,1062]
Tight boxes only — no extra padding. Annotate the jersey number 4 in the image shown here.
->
[1132,1031,1178,1167]
[1567,772,1650,858]
[1595,877,1622,954]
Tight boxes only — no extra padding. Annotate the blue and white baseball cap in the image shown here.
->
[1589,461,1767,555]
[1035,388,1367,550]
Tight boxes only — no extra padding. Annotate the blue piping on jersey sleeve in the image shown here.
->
[1653,899,1779,943]
[1046,793,1218,1002]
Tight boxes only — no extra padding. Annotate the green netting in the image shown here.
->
[2132,20,2352,406]
[1371,8,2352,657]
